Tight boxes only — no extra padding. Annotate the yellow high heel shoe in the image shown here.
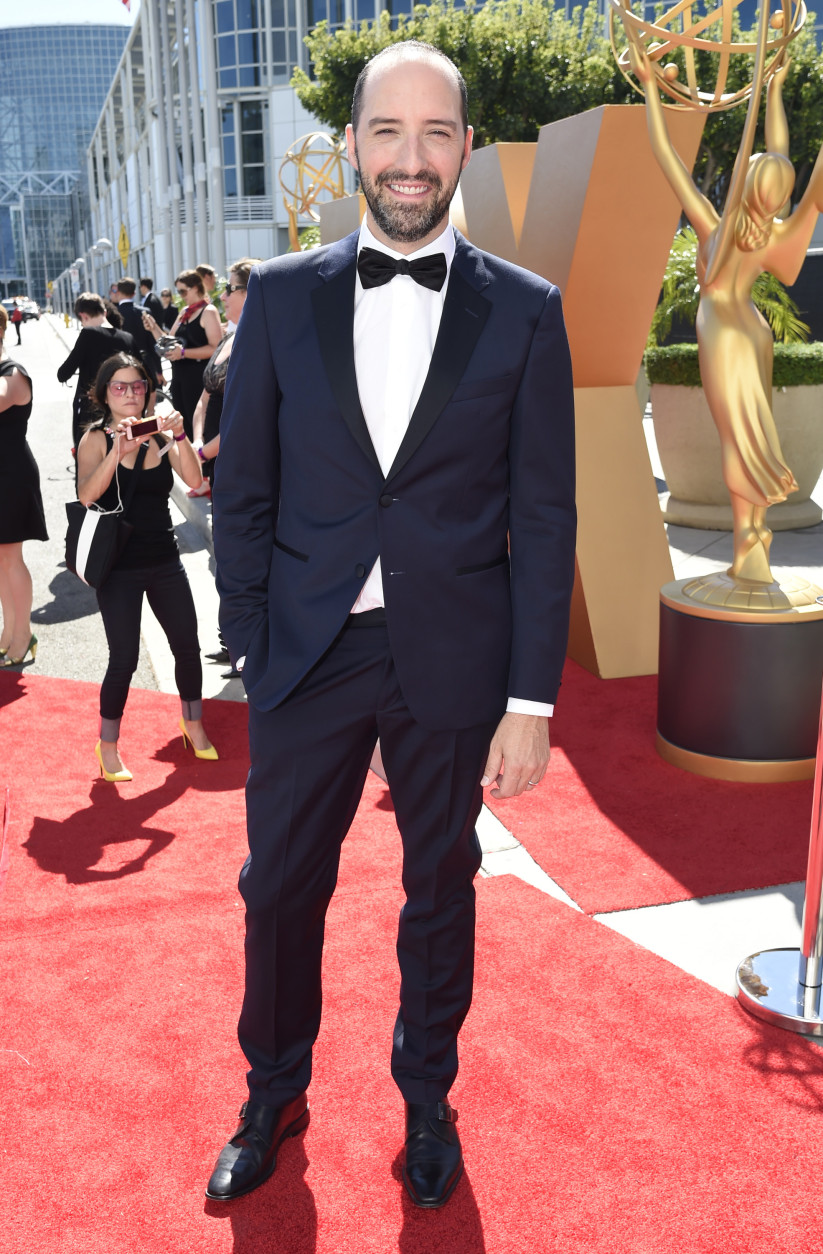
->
[94,740,133,783]
[179,717,218,761]
[2,634,37,667]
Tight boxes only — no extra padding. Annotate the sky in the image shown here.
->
[0,0,138,27]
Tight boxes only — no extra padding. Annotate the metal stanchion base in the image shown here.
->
[736,948,823,1036]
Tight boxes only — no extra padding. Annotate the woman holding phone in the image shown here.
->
[77,352,217,782]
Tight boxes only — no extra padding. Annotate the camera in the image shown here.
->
[126,417,160,440]
[156,335,183,359]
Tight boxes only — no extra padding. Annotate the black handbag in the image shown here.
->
[65,441,149,588]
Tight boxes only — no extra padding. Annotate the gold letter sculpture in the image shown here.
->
[611,0,823,610]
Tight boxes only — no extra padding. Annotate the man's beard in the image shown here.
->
[356,156,461,245]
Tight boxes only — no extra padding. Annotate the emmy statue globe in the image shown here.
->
[278,132,347,252]
[610,0,823,781]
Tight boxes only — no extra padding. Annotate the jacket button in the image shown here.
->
[379,494,393,508]
[355,564,366,578]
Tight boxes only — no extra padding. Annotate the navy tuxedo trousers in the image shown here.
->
[239,612,499,1105]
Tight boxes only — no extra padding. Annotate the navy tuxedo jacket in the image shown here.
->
[213,229,576,731]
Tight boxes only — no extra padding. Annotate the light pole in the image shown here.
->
[89,237,113,297]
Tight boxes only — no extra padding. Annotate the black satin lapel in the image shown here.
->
[311,267,381,474]
[385,269,491,482]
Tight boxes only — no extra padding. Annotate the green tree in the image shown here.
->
[292,0,634,151]
[292,0,823,211]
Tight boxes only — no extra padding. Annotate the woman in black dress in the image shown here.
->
[191,257,259,493]
[0,305,47,667]
[57,292,135,453]
[76,353,217,782]
[142,269,222,440]
[191,258,259,666]
[158,289,179,331]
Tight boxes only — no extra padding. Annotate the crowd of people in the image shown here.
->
[1,256,260,779]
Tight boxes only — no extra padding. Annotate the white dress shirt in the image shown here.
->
[350,216,551,719]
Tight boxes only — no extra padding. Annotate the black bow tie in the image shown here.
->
[357,247,448,293]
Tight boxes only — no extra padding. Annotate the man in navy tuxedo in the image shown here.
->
[208,41,576,1209]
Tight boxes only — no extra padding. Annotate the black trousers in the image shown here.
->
[239,614,498,1106]
[96,558,202,729]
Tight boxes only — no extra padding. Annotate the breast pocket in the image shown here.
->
[450,374,513,404]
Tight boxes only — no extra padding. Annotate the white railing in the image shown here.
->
[177,195,275,226]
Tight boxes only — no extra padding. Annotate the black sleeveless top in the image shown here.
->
[0,359,48,544]
[97,432,178,569]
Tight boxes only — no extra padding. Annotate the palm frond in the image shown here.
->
[647,227,810,348]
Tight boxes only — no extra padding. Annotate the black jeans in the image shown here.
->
[96,557,202,739]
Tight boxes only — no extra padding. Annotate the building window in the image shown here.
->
[241,101,266,195]
[306,0,347,32]
[216,0,264,88]
[271,0,300,83]
[221,104,237,196]
[220,99,268,198]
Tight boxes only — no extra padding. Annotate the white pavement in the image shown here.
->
[38,314,823,1007]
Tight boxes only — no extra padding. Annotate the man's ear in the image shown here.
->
[345,123,358,171]
[461,126,474,172]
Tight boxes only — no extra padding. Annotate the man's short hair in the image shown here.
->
[74,291,107,318]
[139,277,154,290]
[351,40,468,135]
[116,277,137,298]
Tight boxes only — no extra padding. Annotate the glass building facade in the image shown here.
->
[0,23,128,299]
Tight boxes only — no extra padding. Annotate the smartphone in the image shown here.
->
[126,417,160,440]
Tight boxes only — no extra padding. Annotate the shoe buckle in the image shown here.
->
[437,1101,458,1123]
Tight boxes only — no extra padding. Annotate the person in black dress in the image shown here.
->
[142,269,222,440]
[158,289,179,332]
[57,292,135,453]
[76,352,218,782]
[192,258,259,668]
[0,305,47,668]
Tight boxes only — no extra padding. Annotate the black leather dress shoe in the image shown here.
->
[205,648,230,663]
[205,1094,309,1201]
[402,1099,463,1208]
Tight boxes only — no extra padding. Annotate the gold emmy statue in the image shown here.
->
[278,131,347,252]
[611,0,823,611]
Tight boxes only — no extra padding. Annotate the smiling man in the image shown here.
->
[209,41,576,1210]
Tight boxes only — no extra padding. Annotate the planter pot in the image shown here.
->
[651,382,823,530]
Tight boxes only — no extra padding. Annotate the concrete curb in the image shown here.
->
[171,481,213,554]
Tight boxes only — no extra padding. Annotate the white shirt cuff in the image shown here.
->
[506,697,554,718]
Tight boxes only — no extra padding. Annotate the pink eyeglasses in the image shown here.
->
[107,380,149,397]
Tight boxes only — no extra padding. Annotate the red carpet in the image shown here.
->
[3,671,823,1251]
[486,660,814,912]
[4,825,823,1250]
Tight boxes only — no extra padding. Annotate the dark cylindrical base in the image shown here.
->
[658,582,823,781]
